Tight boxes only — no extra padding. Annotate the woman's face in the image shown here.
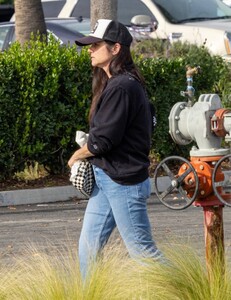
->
[88,41,120,76]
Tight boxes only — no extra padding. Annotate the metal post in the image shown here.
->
[203,205,225,278]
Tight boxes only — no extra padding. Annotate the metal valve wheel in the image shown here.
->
[153,156,199,210]
[212,154,231,207]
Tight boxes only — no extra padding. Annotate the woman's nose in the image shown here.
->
[88,46,93,53]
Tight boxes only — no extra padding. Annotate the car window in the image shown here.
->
[60,22,90,35]
[118,0,153,25]
[48,19,90,35]
[152,0,231,23]
[0,25,11,51]
[70,0,153,25]
[11,31,15,43]
[42,0,66,18]
[71,0,90,18]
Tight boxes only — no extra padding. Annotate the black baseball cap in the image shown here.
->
[75,19,133,47]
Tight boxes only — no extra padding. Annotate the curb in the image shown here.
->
[0,177,170,207]
[0,185,86,207]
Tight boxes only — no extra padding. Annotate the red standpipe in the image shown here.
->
[185,156,225,277]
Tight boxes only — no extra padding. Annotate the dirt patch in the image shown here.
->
[0,156,159,191]
[0,174,70,191]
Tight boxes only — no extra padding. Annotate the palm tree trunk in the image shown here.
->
[14,0,47,45]
[91,0,117,29]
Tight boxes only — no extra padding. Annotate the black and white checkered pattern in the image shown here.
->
[71,161,95,197]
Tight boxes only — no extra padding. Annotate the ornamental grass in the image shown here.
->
[0,242,230,300]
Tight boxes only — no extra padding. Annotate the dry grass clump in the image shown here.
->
[14,161,49,182]
[0,242,230,299]
[138,244,231,300]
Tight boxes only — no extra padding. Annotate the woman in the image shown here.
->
[68,19,162,279]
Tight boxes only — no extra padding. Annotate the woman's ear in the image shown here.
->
[112,43,121,55]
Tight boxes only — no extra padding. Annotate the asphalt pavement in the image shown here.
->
[0,194,231,265]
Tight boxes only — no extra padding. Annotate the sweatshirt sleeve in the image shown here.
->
[87,87,130,155]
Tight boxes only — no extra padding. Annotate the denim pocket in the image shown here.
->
[127,178,151,200]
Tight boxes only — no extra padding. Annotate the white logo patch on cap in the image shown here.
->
[89,19,112,39]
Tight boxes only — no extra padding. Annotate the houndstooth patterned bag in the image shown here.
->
[70,160,95,197]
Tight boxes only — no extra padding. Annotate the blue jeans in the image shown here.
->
[78,166,162,279]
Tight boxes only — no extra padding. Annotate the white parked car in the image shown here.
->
[9,0,231,61]
[0,18,87,51]
[222,0,231,7]
[48,0,231,61]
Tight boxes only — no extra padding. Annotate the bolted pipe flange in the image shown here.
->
[168,102,192,145]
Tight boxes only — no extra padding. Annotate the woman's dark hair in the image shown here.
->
[89,42,145,121]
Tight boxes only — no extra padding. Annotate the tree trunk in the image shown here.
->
[14,0,47,46]
[91,0,117,30]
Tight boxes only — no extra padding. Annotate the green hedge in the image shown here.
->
[0,37,230,179]
[137,50,230,159]
[0,38,92,179]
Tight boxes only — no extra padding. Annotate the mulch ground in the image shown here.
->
[0,157,159,191]
[0,174,70,191]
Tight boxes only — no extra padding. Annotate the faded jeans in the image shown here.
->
[78,166,162,279]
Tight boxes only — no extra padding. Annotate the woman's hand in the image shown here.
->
[68,155,78,168]
[68,143,94,168]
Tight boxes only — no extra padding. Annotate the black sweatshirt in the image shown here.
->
[87,73,152,185]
